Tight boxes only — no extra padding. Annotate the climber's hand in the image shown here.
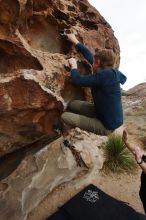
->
[68,58,77,69]
[66,34,79,45]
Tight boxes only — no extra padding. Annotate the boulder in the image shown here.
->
[0,128,107,220]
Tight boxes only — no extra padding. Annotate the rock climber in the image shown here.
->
[61,33,127,135]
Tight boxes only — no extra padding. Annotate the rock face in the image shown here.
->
[0,128,106,220]
[0,0,120,156]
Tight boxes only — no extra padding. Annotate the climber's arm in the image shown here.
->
[76,43,94,65]
[68,58,100,87]
[123,130,146,173]
[66,34,94,65]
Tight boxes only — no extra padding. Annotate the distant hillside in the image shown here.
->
[123,83,146,145]
[127,83,146,96]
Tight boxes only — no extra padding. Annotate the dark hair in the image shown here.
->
[94,49,116,68]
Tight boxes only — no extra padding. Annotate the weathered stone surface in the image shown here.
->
[0,0,120,156]
[0,77,63,156]
[0,128,106,220]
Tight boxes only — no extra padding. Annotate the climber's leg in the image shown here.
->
[68,100,95,117]
[61,111,112,135]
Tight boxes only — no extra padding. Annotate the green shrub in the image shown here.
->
[121,88,128,96]
[103,134,136,173]
[121,91,128,96]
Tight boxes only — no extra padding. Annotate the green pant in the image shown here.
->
[61,100,113,135]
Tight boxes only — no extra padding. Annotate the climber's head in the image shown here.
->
[93,49,116,72]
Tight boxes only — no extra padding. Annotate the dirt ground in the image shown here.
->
[28,167,144,220]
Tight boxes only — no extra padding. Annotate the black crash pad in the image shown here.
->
[47,184,146,220]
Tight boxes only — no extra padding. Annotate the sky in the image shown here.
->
[89,0,146,90]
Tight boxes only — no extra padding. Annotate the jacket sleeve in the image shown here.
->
[120,72,127,85]
[76,43,94,65]
[71,69,100,87]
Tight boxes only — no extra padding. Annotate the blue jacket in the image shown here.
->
[71,43,127,130]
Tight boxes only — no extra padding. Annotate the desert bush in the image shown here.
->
[121,88,129,96]
[103,134,136,173]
